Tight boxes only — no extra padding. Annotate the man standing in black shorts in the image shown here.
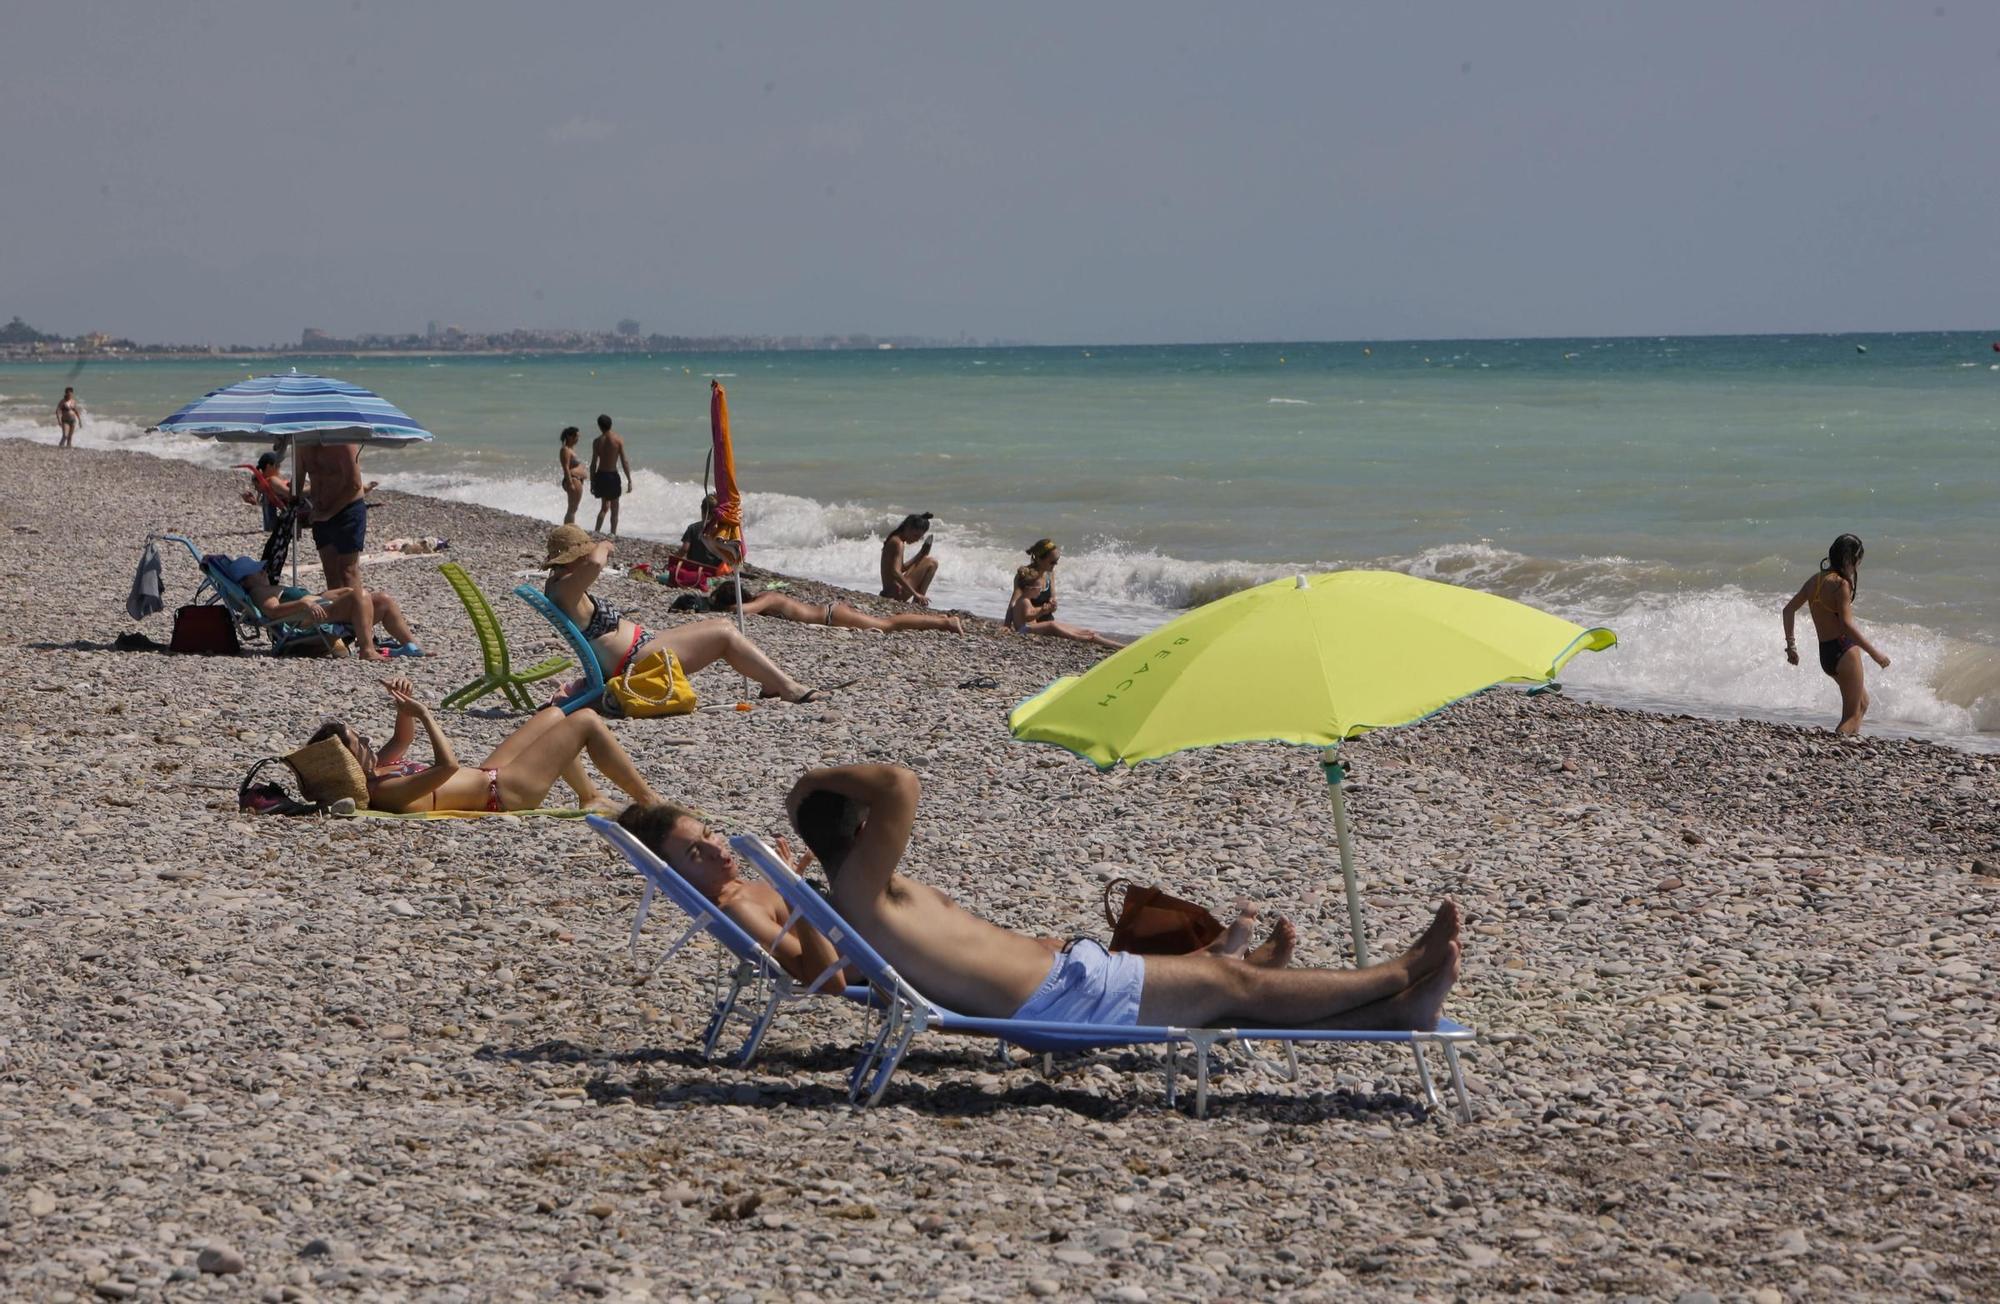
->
[590,414,632,536]
[296,441,369,593]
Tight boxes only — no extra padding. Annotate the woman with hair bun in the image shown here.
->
[1006,539,1127,649]
[880,512,940,605]
[1782,532,1890,734]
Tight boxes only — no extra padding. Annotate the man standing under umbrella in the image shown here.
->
[297,441,368,593]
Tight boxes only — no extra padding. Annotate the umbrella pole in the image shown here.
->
[287,437,301,590]
[1321,750,1370,967]
[735,580,749,703]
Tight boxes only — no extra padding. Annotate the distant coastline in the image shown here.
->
[0,313,994,362]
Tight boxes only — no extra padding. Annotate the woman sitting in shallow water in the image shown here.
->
[1781,532,1890,735]
[1006,538,1127,649]
[304,677,659,814]
[677,578,963,634]
[541,525,832,702]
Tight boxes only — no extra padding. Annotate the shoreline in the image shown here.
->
[1,438,1996,1298]
[5,399,1995,752]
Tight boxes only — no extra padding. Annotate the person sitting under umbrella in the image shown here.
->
[541,525,831,702]
[1006,539,1127,649]
[300,677,660,815]
[234,562,425,659]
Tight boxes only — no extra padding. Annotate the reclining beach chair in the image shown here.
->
[152,534,351,656]
[732,834,1476,1120]
[438,563,572,711]
[511,585,605,713]
[587,815,871,1065]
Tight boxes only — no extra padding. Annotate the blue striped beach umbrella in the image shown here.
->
[157,369,433,445]
[157,369,433,587]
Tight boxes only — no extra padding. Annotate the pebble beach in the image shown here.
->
[2,437,1995,1301]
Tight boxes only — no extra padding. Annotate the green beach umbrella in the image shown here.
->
[1008,569,1616,964]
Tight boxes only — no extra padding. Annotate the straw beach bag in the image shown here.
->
[283,736,370,810]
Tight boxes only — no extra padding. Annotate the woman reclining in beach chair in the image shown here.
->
[541,525,834,703]
[224,557,427,660]
[299,677,663,814]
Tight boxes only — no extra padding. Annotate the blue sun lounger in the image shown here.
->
[153,534,352,656]
[731,833,1476,1119]
[512,585,605,713]
[588,815,871,1066]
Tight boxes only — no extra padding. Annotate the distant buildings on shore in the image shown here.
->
[0,314,979,360]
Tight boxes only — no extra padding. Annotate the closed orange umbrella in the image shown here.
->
[708,380,744,565]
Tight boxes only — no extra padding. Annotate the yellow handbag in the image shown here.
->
[606,644,698,717]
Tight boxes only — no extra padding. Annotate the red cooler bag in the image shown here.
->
[170,605,240,655]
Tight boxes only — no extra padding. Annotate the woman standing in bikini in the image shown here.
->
[557,426,586,525]
[541,525,828,702]
[306,677,661,814]
[56,387,82,448]
[1782,532,1890,735]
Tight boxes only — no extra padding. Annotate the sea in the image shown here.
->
[4,333,1996,751]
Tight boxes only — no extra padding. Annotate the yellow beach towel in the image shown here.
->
[339,807,588,821]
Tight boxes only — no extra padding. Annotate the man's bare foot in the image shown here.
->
[1387,940,1459,1031]
[1204,899,1258,958]
[946,616,965,633]
[1396,901,1461,983]
[1245,916,1297,969]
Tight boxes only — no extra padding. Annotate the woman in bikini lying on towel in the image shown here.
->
[304,677,661,814]
[677,578,964,634]
[541,525,835,702]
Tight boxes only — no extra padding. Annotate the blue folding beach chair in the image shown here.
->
[588,816,871,1066]
[511,585,605,713]
[731,834,1477,1119]
[151,534,352,656]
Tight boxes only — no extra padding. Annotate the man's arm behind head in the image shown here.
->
[786,764,919,902]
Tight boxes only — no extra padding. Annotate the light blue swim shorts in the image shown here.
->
[1011,939,1145,1026]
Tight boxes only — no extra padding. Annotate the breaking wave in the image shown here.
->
[4,399,1992,750]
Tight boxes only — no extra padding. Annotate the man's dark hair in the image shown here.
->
[596,414,613,433]
[794,789,865,876]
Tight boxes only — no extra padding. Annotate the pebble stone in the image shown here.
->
[0,440,1993,1299]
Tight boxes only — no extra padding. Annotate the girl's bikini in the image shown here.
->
[1808,572,1859,677]
[373,758,502,812]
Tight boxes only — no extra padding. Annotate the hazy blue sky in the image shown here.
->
[5,1,1997,344]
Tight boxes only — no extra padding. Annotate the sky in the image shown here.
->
[4,1,1998,345]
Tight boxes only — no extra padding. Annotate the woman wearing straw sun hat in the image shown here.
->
[541,525,832,702]
[293,677,661,814]
[1005,539,1127,649]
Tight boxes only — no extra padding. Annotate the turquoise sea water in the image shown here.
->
[5,333,1996,748]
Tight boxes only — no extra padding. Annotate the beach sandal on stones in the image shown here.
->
[774,678,860,704]
[957,674,1000,690]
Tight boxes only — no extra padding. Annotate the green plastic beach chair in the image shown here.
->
[438,562,573,712]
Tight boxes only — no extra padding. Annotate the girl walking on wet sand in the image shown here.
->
[1782,533,1890,735]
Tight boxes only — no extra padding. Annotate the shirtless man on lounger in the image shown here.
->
[783,764,1459,1029]
[618,767,1457,1030]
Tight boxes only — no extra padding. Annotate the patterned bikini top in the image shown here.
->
[581,594,623,640]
